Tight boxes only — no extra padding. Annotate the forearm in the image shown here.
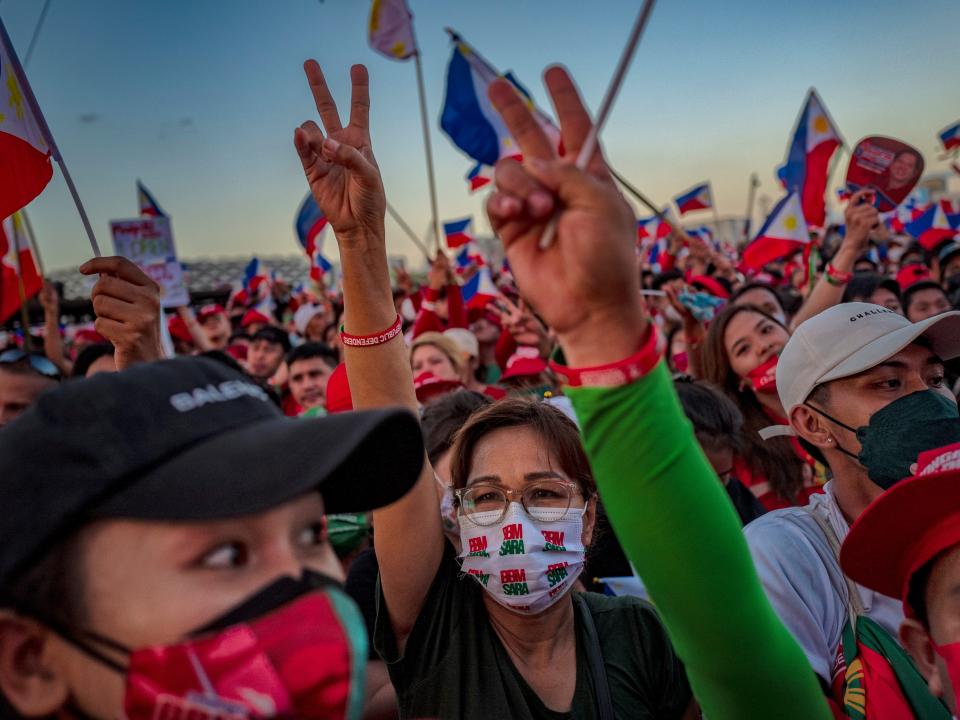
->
[43,313,69,375]
[446,284,467,329]
[790,245,856,331]
[566,363,829,719]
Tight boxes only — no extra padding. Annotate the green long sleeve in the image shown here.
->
[566,361,831,720]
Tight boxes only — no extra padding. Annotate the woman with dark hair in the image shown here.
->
[700,303,826,510]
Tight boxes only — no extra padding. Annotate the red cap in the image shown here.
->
[688,275,731,300]
[241,309,271,329]
[467,305,502,327]
[325,363,353,414]
[413,371,463,404]
[500,347,548,381]
[840,442,960,616]
[225,343,248,362]
[197,304,226,322]
[896,263,932,291]
[167,315,194,343]
[73,328,106,345]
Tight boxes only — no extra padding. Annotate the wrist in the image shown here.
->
[556,305,647,368]
[551,324,660,387]
[831,245,859,272]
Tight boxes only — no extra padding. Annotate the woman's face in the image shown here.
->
[412,344,460,381]
[723,310,790,381]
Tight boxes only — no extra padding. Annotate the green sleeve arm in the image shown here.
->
[566,361,831,720]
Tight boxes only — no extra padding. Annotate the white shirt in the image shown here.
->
[744,481,904,681]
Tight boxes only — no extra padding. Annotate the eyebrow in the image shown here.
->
[731,319,768,355]
[466,470,565,486]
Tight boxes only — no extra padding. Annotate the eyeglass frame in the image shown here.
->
[453,479,590,525]
[0,349,62,380]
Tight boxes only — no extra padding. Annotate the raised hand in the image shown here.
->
[79,257,163,370]
[485,66,644,367]
[294,62,385,247]
[842,189,880,255]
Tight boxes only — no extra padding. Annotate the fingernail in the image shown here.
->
[500,195,521,215]
[323,137,340,154]
[529,192,553,217]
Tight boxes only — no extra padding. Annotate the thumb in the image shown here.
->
[321,137,379,187]
[525,158,605,207]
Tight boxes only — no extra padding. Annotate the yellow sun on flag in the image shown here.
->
[784,215,798,231]
[390,41,407,58]
[813,115,829,134]
[7,70,24,121]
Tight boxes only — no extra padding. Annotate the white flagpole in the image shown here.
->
[410,31,442,254]
[538,0,658,250]
[0,16,102,257]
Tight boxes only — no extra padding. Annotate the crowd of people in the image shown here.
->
[1,58,960,720]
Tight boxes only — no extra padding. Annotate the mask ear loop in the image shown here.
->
[803,401,861,463]
[22,609,131,674]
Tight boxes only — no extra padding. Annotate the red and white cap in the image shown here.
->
[841,442,960,616]
[760,303,960,439]
[501,346,548,381]
[413,371,463,404]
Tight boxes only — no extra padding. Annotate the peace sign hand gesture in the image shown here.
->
[294,62,386,248]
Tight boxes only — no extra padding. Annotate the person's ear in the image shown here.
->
[581,495,598,547]
[790,404,835,451]
[0,612,69,716]
[901,619,945,698]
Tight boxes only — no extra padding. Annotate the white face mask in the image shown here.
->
[458,502,586,615]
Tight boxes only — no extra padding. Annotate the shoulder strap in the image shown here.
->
[804,506,867,621]
[575,593,615,720]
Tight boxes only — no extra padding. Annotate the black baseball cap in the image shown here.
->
[0,356,423,587]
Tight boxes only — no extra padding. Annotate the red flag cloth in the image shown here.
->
[0,213,41,323]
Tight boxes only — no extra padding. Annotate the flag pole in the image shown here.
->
[386,200,432,261]
[411,45,442,254]
[609,167,689,241]
[20,209,45,277]
[0,17,102,258]
[742,173,760,246]
[538,0,657,250]
[12,237,33,352]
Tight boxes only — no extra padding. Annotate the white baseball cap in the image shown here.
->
[443,328,479,358]
[293,303,326,336]
[760,303,960,439]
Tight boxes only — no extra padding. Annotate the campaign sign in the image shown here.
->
[110,217,189,307]
[846,136,924,212]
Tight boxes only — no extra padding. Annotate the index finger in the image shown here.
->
[349,64,370,131]
[79,256,153,285]
[488,79,555,161]
[304,60,343,135]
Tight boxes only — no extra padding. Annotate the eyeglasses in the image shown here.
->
[0,349,62,380]
[454,479,586,526]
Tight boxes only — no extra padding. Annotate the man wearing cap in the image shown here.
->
[0,350,60,427]
[293,302,331,343]
[247,325,291,383]
[745,302,960,691]
[0,356,423,716]
[196,303,231,349]
[841,442,960,716]
[938,242,960,290]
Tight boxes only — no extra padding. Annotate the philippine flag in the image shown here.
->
[310,252,333,284]
[295,193,328,257]
[740,191,810,272]
[440,31,558,168]
[0,20,54,221]
[0,212,41,322]
[636,209,673,243]
[780,89,842,228]
[455,242,486,274]
[137,180,167,218]
[940,121,960,153]
[466,163,494,192]
[905,204,959,251]
[461,265,498,308]
[674,183,712,216]
[443,217,473,249]
[368,0,416,61]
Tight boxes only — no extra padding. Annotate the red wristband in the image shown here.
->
[340,315,403,348]
[549,325,661,387]
[825,262,853,285]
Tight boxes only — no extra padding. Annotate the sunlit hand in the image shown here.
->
[294,62,385,248]
[485,66,644,367]
[80,257,163,370]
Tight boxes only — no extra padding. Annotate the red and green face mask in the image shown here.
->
[50,571,367,719]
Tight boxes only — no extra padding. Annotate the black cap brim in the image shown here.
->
[92,407,423,521]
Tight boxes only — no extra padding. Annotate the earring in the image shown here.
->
[826,438,834,444]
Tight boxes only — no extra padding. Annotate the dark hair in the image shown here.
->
[198,349,246,375]
[674,377,744,455]
[228,330,250,344]
[901,242,928,266]
[449,397,596,499]
[902,280,949,316]
[285,342,338,369]
[842,273,901,305]
[729,282,785,314]
[420,390,492,466]
[907,554,939,629]
[71,342,115,379]
[5,532,88,627]
[651,269,683,291]
[251,326,291,353]
[700,303,807,503]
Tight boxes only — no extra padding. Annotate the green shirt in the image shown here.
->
[566,361,832,720]
[375,547,691,720]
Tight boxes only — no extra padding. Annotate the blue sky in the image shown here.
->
[4,0,959,271]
